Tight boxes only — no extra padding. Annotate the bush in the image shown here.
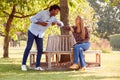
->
[90,38,112,53]
[109,34,120,51]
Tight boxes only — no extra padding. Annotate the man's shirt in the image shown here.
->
[29,10,64,38]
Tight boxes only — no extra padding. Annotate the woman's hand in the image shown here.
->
[62,25,74,32]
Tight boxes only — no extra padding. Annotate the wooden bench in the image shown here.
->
[84,50,102,67]
[29,35,102,70]
[29,35,75,70]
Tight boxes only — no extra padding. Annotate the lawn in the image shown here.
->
[0,46,120,80]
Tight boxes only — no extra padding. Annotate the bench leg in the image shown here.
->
[56,54,59,63]
[70,52,74,63]
[33,54,36,64]
[96,53,101,66]
[30,54,32,67]
[47,53,51,69]
[46,55,48,63]
[30,53,36,67]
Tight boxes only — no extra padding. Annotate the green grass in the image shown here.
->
[0,47,120,80]
[0,36,120,80]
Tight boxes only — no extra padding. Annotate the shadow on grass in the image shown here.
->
[0,56,120,80]
[0,64,120,80]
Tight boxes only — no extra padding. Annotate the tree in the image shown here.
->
[0,0,58,58]
[60,0,69,35]
[88,0,120,39]
[59,0,70,62]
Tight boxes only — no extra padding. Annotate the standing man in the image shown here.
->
[21,4,64,71]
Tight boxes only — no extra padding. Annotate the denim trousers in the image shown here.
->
[22,30,43,67]
[73,42,90,67]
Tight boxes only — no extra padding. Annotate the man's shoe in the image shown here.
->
[35,67,45,71]
[21,65,27,71]
[69,64,79,69]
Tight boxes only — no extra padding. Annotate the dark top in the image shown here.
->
[72,26,90,43]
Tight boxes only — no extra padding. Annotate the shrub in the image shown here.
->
[90,38,112,53]
[109,34,120,51]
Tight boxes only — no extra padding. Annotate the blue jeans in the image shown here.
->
[73,42,90,67]
[22,30,43,67]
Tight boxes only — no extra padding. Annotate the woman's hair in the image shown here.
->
[49,4,60,11]
[76,16,85,39]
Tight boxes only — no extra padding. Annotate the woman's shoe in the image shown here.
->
[79,67,86,71]
[69,64,79,69]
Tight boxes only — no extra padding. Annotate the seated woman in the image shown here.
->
[64,16,90,71]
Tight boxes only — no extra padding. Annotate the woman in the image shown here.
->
[65,16,90,71]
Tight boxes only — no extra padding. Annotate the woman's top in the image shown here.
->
[72,26,90,43]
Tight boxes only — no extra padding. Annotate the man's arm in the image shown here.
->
[51,17,64,27]
[35,22,48,26]
[30,11,42,23]
[30,10,48,26]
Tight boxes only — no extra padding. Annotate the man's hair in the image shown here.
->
[49,4,60,11]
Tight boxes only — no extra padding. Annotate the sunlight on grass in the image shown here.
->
[0,47,120,80]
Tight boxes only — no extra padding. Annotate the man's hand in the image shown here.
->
[52,22,61,26]
[35,22,48,26]
[56,23,61,26]
[52,22,57,26]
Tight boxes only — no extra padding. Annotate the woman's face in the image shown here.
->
[75,16,81,26]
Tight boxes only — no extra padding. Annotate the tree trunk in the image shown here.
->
[60,0,69,35]
[3,4,16,58]
[59,0,70,62]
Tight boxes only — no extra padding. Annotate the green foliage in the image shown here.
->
[109,34,120,50]
[110,0,120,6]
[88,0,120,39]
[45,26,60,37]
[90,34,99,43]
[0,0,97,40]
[0,0,59,40]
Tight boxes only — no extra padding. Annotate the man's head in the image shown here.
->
[49,4,60,16]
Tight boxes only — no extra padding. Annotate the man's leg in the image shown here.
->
[22,30,35,65]
[35,37,43,67]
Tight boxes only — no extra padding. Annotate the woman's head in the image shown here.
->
[75,16,85,39]
[75,16,81,26]
[75,16,84,28]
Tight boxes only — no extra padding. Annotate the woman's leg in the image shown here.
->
[35,37,43,67]
[69,44,80,69]
[22,30,35,65]
[73,44,80,64]
[77,42,90,67]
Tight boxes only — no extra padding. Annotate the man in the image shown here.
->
[21,4,64,71]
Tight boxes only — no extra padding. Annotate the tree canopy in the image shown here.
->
[0,0,59,57]
[88,0,120,39]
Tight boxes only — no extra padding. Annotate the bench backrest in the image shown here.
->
[46,35,76,52]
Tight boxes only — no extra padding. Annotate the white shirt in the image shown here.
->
[29,10,64,38]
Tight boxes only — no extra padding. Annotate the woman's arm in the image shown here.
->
[70,27,74,32]
[62,26,74,32]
